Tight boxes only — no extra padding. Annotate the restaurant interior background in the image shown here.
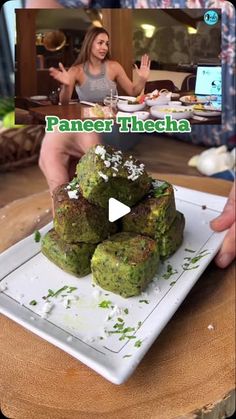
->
[14,8,221,100]
[0,3,226,207]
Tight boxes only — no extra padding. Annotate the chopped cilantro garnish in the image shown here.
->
[137,321,142,328]
[67,286,77,293]
[122,327,135,334]
[191,254,210,264]
[29,299,37,306]
[162,264,178,280]
[153,182,169,198]
[134,340,142,348]
[182,251,210,271]
[182,264,199,271]
[117,317,123,322]
[119,335,136,341]
[184,248,195,253]
[170,281,176,286]
[113,322,125,330]
[139,300,149,304]
[53,286,68,297]
[68,177,79,191]
[34,230,41,243]
[44,286,68,299]
[123,354,132,358]
[124,308,129,315]
[99,300,112,308]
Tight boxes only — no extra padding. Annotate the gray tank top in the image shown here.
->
[75,61,118,103]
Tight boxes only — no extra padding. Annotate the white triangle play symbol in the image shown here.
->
[109,198,131,222]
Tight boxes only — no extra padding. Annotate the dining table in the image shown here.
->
[0,174,234,419]
[27,97,221,125]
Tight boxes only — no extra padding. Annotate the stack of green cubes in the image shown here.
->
[42,145,184,297]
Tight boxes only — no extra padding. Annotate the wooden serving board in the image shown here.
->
[0,175,235,419]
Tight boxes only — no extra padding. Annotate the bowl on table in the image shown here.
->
[193,104,222,117]
[180,95,210,105]
[117,96,146,112]
[150,104,193,120]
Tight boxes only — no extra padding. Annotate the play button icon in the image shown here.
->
[108,198,131,222]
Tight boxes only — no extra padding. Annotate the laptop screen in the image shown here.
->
[195,65,222,96]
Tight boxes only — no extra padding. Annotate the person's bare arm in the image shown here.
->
[210,181,236,268]
[49,63,77,105]
[26,0,63,8]
[114,55,151,97]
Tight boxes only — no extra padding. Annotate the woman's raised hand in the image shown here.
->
[49,62,70,86]
[134,54,151,81]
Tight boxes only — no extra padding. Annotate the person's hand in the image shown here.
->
[39,131,101,194]
[210,181,235,268]
[49,62,70,86]
[134,54,151,81]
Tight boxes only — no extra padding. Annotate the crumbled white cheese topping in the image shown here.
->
[92,288,102,299]
[63,297,71,309]
[40,301,54,318]
[104,160,111,168]
[67,190,79,199]
[95,146,145,182]
[109,305,123,318]
[124,160,145,181]
[98,171,109,182]
[152,180,165,189]
[95,145,106,160]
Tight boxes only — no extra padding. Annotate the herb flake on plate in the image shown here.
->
[162,264,178,279]
[99,300,112,309]
[34,230,41,243]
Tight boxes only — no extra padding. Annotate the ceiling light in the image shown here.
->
[187,26,197,34]
[93,20,102,27]
[140,24,156,38]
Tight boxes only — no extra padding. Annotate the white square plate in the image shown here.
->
[0,186,227,384]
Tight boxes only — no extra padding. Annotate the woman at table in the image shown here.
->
[49,26,150,104]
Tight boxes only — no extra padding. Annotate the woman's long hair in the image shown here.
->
[73,26,110,66]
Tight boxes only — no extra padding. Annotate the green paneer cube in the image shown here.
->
[122,180,176,238]
[53,183,116,244]
[76,145,151,208]
[159,211,185,259]
[91,232,159,298]
[41,229,96,277]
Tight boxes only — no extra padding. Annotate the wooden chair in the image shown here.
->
[144,80,177,94]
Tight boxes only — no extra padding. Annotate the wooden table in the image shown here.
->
[28,103,221,125]
[0,175,235,419]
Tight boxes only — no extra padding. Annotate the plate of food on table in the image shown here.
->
[150,104,193,120]
[117,96,146,112]
[0,145,227,384]
[145,89,172,106]
[179,95,210,105]
[192,103,222,117]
